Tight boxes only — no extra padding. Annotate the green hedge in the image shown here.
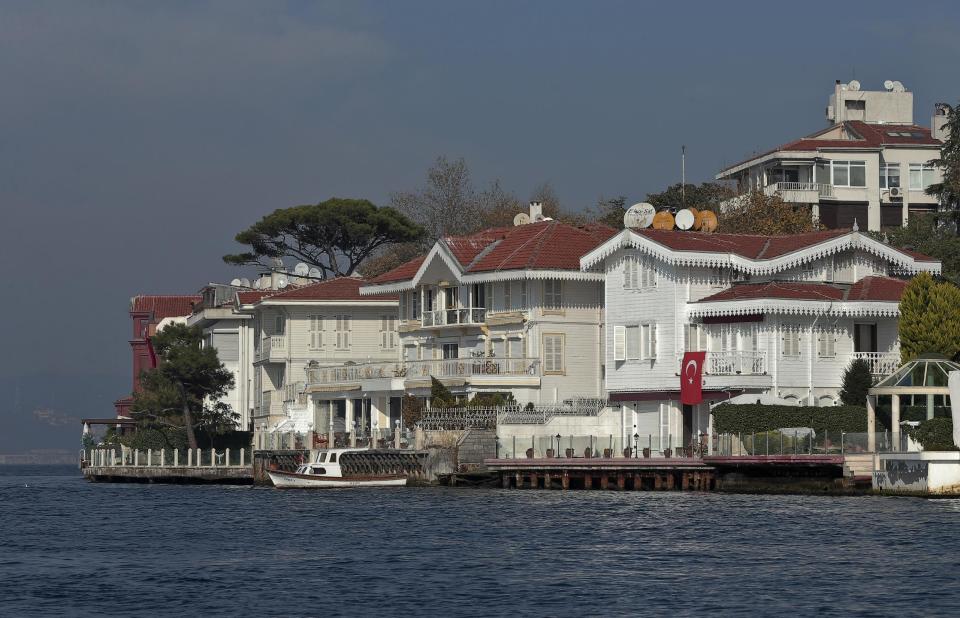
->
[900,406,952,423]
[905,418,957,451]
[712,404,869,434]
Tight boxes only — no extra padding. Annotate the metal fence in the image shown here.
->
[418,407,498,430]
[712,430,906,456]
[497,434,691,459]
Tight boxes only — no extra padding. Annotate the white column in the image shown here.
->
[345,398,355,444]
[226,448,231,466]
[867,395,877,452]
[174,449,179,466]
[240,448,245,467]
[891,394,901,451]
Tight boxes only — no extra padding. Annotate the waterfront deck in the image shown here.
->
[82,447,252,484]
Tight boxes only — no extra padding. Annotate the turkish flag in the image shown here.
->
[680,351,706,405]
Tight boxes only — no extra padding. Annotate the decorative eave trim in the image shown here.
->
[461,270,604,284]
[580,229,941,276]
[362,242,463,296]
[259,299,397,307]
[687,298,901,319]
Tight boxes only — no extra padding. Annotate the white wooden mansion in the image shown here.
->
[580,225,941,450]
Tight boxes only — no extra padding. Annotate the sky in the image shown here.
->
[1,0,958,454]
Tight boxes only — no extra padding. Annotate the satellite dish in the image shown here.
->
[513,212,531,226]
[294,262,309,276]
[270,257,285,270]
[675,209,695,231]
[652,210,675,230]
[892,81,905,92]
[883,80,894,91]
[623,202,656,229]
[276,276,289,289]
[532,212,545,222]
[239,278,250,288]
[230,278,242,287]
[848,80,861,92]
[687,207,701,230]
[253,279,262,289]
[308,267,322,279]
[699,210,719,233]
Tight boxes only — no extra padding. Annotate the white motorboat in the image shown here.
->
[267,448,408,488]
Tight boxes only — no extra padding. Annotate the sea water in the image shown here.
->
[1,465,958,617]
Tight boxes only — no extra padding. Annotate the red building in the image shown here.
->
[114,295,200,418]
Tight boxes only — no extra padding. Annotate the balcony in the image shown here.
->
[255,335,286,363]
[764,182,833,202]
[678,351,767,376]
[852,352,900,378]
[281,381,307,405]
[305,357,541,388]
[421,307,486,328]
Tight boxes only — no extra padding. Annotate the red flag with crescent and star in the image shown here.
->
[681,351,706,405]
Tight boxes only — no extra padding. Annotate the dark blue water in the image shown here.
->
[2,466,958,617]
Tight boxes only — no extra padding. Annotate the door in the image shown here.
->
[853,323,877,353]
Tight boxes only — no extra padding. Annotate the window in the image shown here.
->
[425,288,434,312]
[380,316,397,350]
[442,343,459,360]
[335,315,351,350]
[615,324,656,361]
[826,160,866,187]
[543,334,564,374]
[684,324,708,352]
[519,281,528,308]
[484,284,493,310]
[824,256,835,282]
[623,256,657,290]
[274,314,285,335]
[782,329,801,357]
[613,326,626,362]
[641,324,657,359]
[817,330,836,358]
[625,325,640,360]
[398,292,407,321]
[308,315,324,350]
[880,164,901,189]
[443,287,457,310]
[412,290,421,319]
[503,282,512,311]
[509,338,523,359]
[472,283,486,308]
[544,280,563,309]
[909,164,936,191]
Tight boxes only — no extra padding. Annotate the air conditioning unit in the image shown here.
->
[888,186,903,199]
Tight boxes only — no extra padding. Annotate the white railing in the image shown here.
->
[282,381,306,404]
[678,351,766,376]
[305,357,541,385]
[852,352,900,377]
[85,447,248,468]
[421,307,486,327]
[256,335,286,362]
[766,181,833,198]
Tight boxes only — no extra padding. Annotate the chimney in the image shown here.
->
[529,201,544,221]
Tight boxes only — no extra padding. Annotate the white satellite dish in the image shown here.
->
[675,209,695,230]
[276,275,289,289]
[239,278,250,288]
[253,279,262,289]
[892,80,905,92]
[848,80,861,92]
[513,212,531,226]
[883,80,894,91]
[623,202,656,229]
[293,262,309,276]
[308,267,322,279]
[230,278,242,287]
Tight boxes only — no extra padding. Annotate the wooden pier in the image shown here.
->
[82,447,252,484]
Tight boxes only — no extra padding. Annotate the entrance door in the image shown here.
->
[681,404,693,451]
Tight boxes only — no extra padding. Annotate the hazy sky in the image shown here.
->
[2,0,958,453]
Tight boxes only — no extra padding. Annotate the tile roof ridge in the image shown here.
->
[489,221,554,271]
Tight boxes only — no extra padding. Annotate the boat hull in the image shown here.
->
[268,470,407,489]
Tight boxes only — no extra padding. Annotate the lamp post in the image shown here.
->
[556,433,562,458]
[634,433,640,459]
[495,435,500,459]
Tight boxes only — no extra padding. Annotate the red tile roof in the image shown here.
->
[634,229,935,263]
[721,121,941,174]
[696,276,910,304]
[236,290,276,304]
[368,221,618,286]
[259,277,396,302]
[130,295,201,319]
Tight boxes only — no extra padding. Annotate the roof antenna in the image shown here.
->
[681,145,686,209]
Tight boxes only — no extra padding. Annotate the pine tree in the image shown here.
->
[927,102,960,232]
[839,358,873,405]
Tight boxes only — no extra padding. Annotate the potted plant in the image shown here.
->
[565,448,575,458]
[663,448,672,458]
[643,447,651,458]
[583,447,593,458]
[546,448,555,458]
[525,448,535,459]
[603,448,612,458]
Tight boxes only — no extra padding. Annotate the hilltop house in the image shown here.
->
[580,225,942,453]
[716,80,949,231]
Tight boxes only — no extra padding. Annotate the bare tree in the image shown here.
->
[391,156,484,244]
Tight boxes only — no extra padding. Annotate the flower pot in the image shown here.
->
[583,447,593,459]
[546,448,555,458]
[525,448,535,459]
[643,447,651,458]
[603,448,612,458]
[565,448,575,458]
[623,447,632,458]
[663,448,672,458]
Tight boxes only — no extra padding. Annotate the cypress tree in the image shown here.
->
[839,358,873,406]
[430,376,456,408]
[899,272,936,362]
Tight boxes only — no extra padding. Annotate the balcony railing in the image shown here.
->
[281,381,307,404]
[421,307,486,327]
[255,335,286,362]
[678,351,767,376]
[765,182,833,199]
[852,351,900,377]
[305,357,541,386]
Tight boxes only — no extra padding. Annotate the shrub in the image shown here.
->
[839,358,873,405]
[401,395,424,428]
[429,376,457,408]
[712,404,868,434]
[905,418,957,451]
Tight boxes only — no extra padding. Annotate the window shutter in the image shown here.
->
[649,323,657,359]
[520,281,527,307]
[613,326,626,361]
[624,259,633,289]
